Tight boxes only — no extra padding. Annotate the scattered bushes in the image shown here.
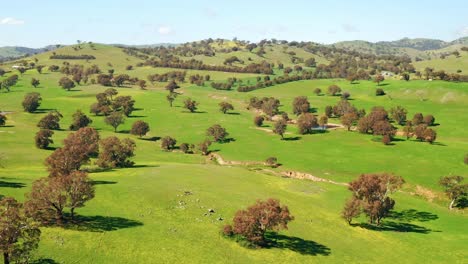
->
[254,116,264,127]
[206,124,229,143]
[223,199,294,246]
[161,136,177,151]
[35,129,54,149]
[22,92,42,113]
[50,54,96,60]
[97,136,135,168]
[130,120,150,138]
[69,110,92,131]
[375,88,385,96]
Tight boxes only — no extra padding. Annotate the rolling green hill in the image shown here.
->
[0,42,467,263]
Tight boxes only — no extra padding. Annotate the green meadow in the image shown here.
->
[0,44,467,263]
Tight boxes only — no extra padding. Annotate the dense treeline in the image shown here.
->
[50,54,96,60]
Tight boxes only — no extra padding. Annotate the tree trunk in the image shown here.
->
[56,210,64,226]
[449,199,455,210]
[4,252,10,264]
[71,207,75,220]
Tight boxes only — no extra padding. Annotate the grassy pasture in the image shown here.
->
[0,45,467,263]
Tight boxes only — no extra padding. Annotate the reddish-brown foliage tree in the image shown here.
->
[254,116,264,127]
[59,77,75,91]
[160,136,177,151]
[130,120,150,138]
[297,113,318,134]
[423,114,435,126]
[412,113,424,125]
[219,102,234,114]
[341,198,361,224]
[35,129,54,149]
[273,119,287,139]
[197,140,212,155]
[69,110,92,131]
[0,197,40,264]
[206,124,229,143]
[346,173,404,225]
[225,199,294,245]
[22,92,42,113]
[25,171,94,224]
[183,98,198,113]
[96,136,135,168]
[341,112,358,131]
[327,85,341,96]
[37,111,62,130]
[292,96,310,115]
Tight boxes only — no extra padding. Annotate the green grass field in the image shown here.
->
[0,45,467,263]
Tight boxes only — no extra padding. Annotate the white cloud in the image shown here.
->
[158,26,173,35]
[0,17,25,25]
[342,24,359,33]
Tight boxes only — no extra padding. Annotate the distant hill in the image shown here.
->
[332,37,468,61]
[0,45,60,61]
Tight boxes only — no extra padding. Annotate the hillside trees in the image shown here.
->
[96,136,135,168]
[160,136,177,151]
[35,129,54,149]
[0,197,41,264]
[45,128,100,177]
[31,78,40,88]
[69,110,92,131]
[439,176,467,210]
[390,106,407,126]
[343,173,404,225]
[59,77,76,91]
[183,98,199,113]
[206,124,229,143]
[37,111,62,130]
[374,75,385,85]
[327,85,341,96]
[22,92,42,113]
[297,113,318,134]
[1,75,19,92]
[219,102,234,114]
[25,171,95,224]
[130,120,150,138]
[223,199,294,246]
[104,111,125,132]
[166,92,178,107]
[273,119,287,139]
[254,116,264,127]
[292,96,310,115]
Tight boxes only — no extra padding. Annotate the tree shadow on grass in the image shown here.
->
[64,214,143,232]
[352,221,433,234]
[0,180,26,188]
[388,209,438,222]
[31,258,59,264]
[91,180,117,185]
[226,112,241,115]
[140,136,161,141]
[32,108,57,114]
[132,164,160,168]
[264,232,331,256]
[129,115,147,118]
[283,136,301,141]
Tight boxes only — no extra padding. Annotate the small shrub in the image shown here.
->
[376,88,385,96]
[254,116,264,127]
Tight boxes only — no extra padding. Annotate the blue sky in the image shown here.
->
[1,0,467,47]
